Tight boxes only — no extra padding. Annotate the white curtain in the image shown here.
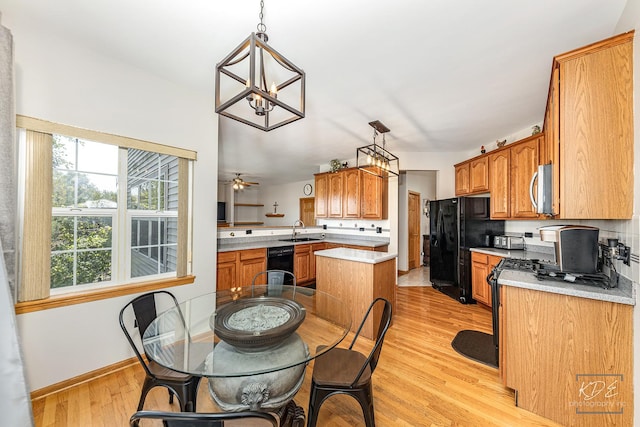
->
[0,16,34,427]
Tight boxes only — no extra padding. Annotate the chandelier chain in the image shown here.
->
[257,0,267,33]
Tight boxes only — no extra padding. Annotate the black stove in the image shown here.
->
[496,258,617,289]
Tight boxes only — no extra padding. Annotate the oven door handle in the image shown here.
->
[486,269,495,286]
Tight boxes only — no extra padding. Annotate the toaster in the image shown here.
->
[494,235,525,250]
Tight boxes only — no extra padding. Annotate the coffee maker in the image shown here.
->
[539,225,599,273]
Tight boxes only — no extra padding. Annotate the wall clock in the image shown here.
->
[303,184,313,196]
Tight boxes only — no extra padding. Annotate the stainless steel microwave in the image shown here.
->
[529,163,553,215]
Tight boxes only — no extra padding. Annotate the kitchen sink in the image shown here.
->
[278,237,323,242]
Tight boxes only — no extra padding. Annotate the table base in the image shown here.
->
[274,400,305,427]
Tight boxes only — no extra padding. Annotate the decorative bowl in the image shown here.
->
[211,297,306,352]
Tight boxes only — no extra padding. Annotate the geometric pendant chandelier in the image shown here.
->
[356,120,400,177]
[215,1,305,132]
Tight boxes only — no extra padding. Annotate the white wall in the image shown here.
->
[395,151,468,199]
[259,179,314,227]
[3,12,219,391]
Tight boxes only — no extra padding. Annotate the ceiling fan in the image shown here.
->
[229,173,259,190]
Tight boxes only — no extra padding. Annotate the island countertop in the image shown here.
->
[314,248,397,264]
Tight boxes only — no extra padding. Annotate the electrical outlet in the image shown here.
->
[246,229,252,234]
[524,232,533,238]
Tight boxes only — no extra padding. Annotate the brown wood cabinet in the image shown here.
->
[216,251,237,291]
[314,173,328,218]
[543,32,634,219]
[216,248,266,291]
[454,162,470,195]
[502,285,633,426]
[309,242,328,282]
[328,172,344,217]
[294,244,311,284]
[470,252,502,307]
[314,168,387,220]
[509,138,539,218]
[360,168,388,219]
[488,150,510,219]
[342,168,360,218]
[455,157,489,196]
[469,157,489,193]
[488,134,542,219]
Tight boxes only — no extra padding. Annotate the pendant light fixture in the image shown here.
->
[215,0,305,132]
[356,120,399,177]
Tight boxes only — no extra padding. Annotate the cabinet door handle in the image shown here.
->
[529,171,538,211]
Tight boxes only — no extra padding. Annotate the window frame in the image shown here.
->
[14,116,196,313]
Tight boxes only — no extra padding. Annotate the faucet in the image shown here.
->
[292,219,305,239]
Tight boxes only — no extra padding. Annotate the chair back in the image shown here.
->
[119,291,182,377]
[349,297,393,383]
[251,269,296,297]
[130,410,278,426]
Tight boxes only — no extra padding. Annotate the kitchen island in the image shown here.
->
[315,248,397,340]
[498,269,635,427]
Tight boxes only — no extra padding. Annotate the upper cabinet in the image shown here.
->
[455,31,634,220]
[314,167,388,220]
[455,156,489,196]
[488,134,542,220]
[544,31,634,219]
[454,162,470,195]
[314,173,328,218]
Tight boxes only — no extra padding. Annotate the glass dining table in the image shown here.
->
[142,285,351,425]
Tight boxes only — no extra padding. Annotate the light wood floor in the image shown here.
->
[32,285,562,426]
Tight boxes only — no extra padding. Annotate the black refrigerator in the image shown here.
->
[429,197,504,304]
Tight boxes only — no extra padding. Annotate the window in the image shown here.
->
[16,116,196,305]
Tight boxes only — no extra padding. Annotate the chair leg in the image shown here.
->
[307,383,336,427]
[354,383,375,427]
[137,377,154,411]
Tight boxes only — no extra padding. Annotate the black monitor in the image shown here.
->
[217,201,226,222]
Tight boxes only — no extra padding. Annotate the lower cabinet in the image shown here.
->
[294,244,311,284]
[471,252,502,307]
[295,243,328,286]
[216,248,266,291]
[502,286,633,427]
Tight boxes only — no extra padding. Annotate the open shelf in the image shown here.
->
[265,213,285,218]
[233,221,264,226]
[234,203,264,207]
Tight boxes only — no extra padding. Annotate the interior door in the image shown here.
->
[408,191,421,270]
[299,197,315,226]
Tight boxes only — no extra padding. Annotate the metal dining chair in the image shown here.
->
[251,269,296,297]
[129,410,279,426]
[306,297,393,427]
[119,291,202,413]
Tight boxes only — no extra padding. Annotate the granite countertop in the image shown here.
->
[218,236,390,252]
[315,248,397,264]
[497,269,635,305]
[472,245,635,305]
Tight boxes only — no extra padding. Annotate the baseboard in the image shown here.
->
[31,356,138,401]
[398,270,409,276]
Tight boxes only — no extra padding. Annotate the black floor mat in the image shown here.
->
[451,330,498,368]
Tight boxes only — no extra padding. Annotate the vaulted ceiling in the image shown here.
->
[2,0,629,185]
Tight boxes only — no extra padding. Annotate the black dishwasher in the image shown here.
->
[267,246,295,284]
